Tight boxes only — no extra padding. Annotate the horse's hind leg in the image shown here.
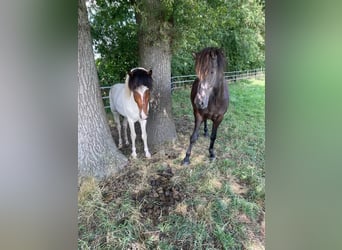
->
[123,117,129,145]
[139,119,151,158]
[209,117,223,160]
[182,115,203,165]
[112,110,123,148]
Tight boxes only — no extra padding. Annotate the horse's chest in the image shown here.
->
[201,99,228,120]
[125,101,140,120]
[202,110,221,121]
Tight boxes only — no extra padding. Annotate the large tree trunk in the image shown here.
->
[78,0,127,179]
[137,0,177,153]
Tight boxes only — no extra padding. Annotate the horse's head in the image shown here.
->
[193,48,225,109]
[128,68,153,120]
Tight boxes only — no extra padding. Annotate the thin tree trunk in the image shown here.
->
[78,0,127,179]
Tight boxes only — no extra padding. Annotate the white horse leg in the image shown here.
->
[112,111,122,148]
[123,117,129,145]
[127,119,137,158]
[139,120,151,158]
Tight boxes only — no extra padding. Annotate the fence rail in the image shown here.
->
[100,68,264,109]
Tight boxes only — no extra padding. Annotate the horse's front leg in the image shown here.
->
[139,119,151,158]
[203,119,209,137]
[182,115,203,165]
[209,117,223,160]
[127,119,137,158]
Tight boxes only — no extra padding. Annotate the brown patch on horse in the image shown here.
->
[142,89,150,117]
[133,86,150,120]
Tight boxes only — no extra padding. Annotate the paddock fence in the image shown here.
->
[100,67,264,110]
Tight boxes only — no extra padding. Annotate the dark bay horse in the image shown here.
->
[182,47,229,165]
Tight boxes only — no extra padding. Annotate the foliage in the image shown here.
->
[88,0,265,83]
[171,0,265,74]
[88,0,138,85]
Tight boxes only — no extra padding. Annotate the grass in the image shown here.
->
[79,77,265,249]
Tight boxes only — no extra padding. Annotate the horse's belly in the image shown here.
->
[111,85,125,113]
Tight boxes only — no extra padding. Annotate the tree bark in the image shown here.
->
[78,0,127,179]
[137,0,177,153]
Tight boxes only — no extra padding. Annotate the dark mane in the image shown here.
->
[128,68,153,91]
[194,47,226,81]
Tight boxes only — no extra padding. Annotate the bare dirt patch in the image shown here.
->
[240,211,265,250]
[229,176,249,196]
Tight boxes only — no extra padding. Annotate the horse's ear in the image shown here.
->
[148,69,152,76]
[128,71,133,77]
[192,52,196,59]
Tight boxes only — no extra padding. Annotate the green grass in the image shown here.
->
[79,77,265,249]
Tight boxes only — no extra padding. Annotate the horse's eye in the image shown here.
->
[211,71,214,74]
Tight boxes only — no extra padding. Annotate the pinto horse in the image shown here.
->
[182,47,229,165]
[109,67,153,159]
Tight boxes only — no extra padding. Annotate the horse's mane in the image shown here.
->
[124,67,152,96]
[195,47,226,81]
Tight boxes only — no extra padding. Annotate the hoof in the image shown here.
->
[145,152,151,159]
[209,155,216,161]
[181,159,190,166]
[131,152,137,159]
[204,132,209,137]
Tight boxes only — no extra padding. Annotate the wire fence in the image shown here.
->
[100,67,264,110]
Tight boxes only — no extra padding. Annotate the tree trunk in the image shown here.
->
[78,0,127,179]
[137,0,177,153]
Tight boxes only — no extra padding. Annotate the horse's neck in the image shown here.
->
[124,88,136,107]
[122,86,139,119]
